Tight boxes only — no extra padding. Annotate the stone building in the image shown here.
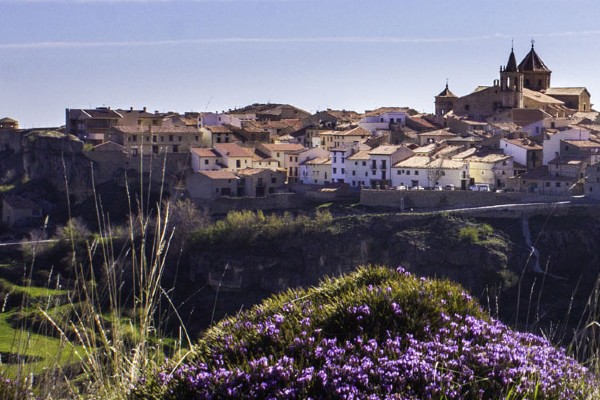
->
[436,43,592,120]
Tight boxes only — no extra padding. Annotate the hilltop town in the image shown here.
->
[2,43,600,229]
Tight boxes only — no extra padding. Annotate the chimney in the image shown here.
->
[143,107,147,112]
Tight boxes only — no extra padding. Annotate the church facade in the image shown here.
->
[435,43,592,121]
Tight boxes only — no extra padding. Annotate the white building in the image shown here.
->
[359,107,410,132]
[500,137,543,170]
[331,142,370,184]
[345,150,372,188]
[454,148,514,189]
[392,156,469,189]
[542,126,590,165]
[368,145,414,188]
[299,157,332,185]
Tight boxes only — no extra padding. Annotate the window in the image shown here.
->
[372,160,376,169]
[169,135,173,142]
[556,182,561,187]
[173,145,179,153]
[362,161,366,166]
[236,160,241,168]
[371,170,376,175]
[406,171,411,175]
[204,160,209,165]
[397,170,401,175]
[545,182,550,187]
[153,135,157,142]
[334,157,337,163]
[161,136,164,142]
[178,136,182,142]
[271,177,276,183]
[333,168,337,173]
[277,152,280,157]
[352,171,356,176]
[415,171,419,175]
[195,136,199,142]
[341,168,345,174]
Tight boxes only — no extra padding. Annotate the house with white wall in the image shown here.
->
[319,126,371,151]
[299,156,332,185]
[345,150,372,188]
[500,137,543,170]
[359,107,410,132]
[453,148,514,189]
[542,126,590,165]
[392,156,469,189]
[330,142,370,183]
[368,145,414,188]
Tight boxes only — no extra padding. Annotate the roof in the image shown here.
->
[302,157,331,166]
[518,45,551,72]
[347,150,371,160]
[544,87,589,96]
[0,117,18,123]
[523,88,564,105]
[112,125,199,134]
[548,155,587,165]
[236,168,280,176]
[69,107,123,119]
[562,140,600,148]
[466,151,512,163]
[418,128,457,137]
[3,195,41,211]
[511,108,550,126]
[260,143,305,152]
[93,141,126,152]
[203,125,233,134]
[369,145,404,155]
[318,126,371,137]
[517,166,572,181]
[213,143,254,158]
[436,84,457,98]
[504,48,518,72]
[394,156,465,170]
[198,170,238,180]
[190,148,219,157]
[502,137,543,150]
[364,107,414,117]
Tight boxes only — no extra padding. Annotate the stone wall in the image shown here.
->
[360,189,573,210]
[198,193,304,214]
[84,151,190,190]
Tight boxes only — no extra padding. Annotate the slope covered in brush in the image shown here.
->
[135,266,592,399]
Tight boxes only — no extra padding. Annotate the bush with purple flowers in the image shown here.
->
[134,266,593,399]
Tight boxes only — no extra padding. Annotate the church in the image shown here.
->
[435,42,592,121]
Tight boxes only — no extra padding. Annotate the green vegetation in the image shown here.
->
[136,266,593,399]
[458,222,494,244]
[191,209,333,245]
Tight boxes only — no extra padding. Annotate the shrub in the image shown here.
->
[458,223,493,244]
[134,266,593,399]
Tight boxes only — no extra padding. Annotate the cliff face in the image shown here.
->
[177,211,600,338]
[21,132,92,196]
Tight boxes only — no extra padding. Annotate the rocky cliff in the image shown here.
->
[173,210,600,340]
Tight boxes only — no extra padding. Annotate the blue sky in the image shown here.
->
[2,0,600,127]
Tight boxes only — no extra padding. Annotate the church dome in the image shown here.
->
[518,44,551,72]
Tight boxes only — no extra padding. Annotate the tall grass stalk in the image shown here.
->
[38,160,188,398]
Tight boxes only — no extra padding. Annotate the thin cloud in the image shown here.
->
[1,31,600,50]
